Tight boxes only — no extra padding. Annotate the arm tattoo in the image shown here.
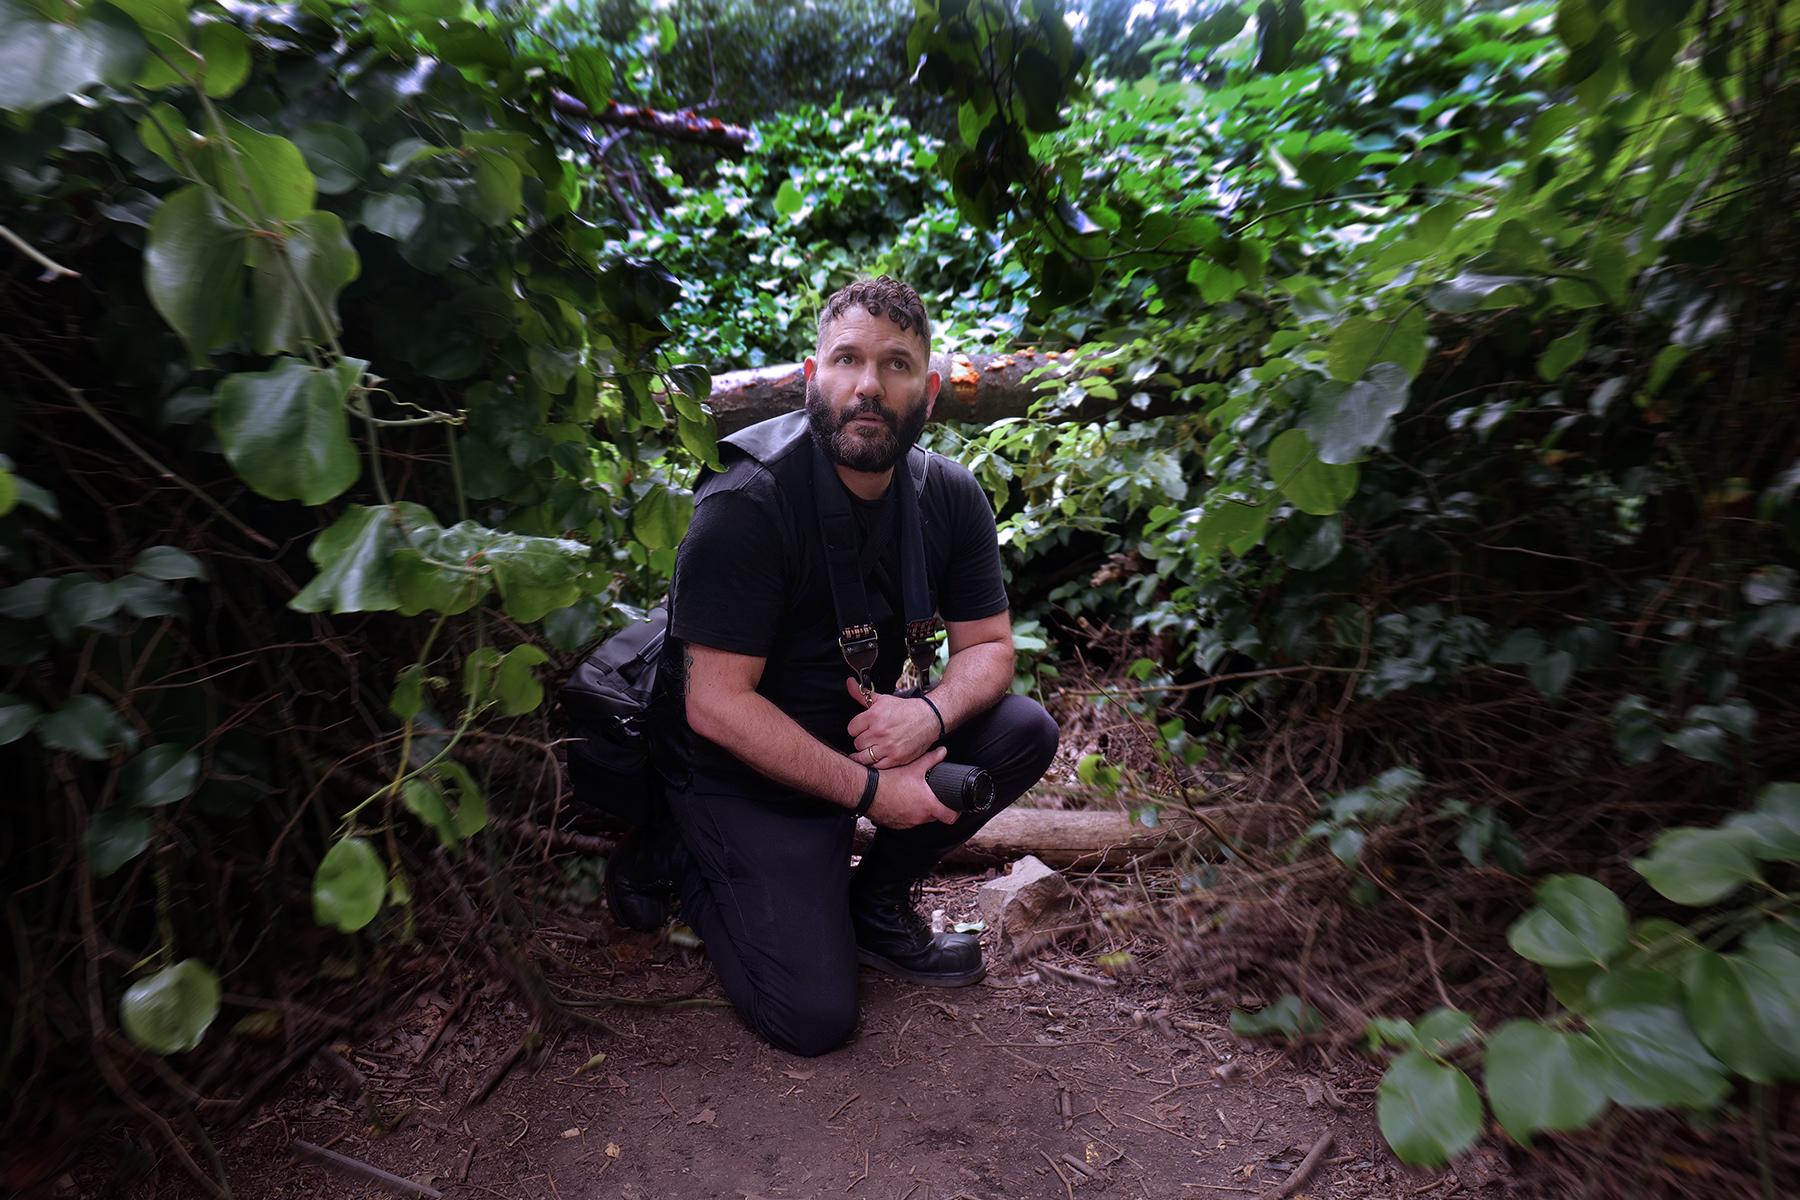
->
[682,646,696,697]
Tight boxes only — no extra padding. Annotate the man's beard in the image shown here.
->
[805,378,929,473]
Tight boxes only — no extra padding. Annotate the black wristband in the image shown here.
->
[853,766,879,817]
[917,693,945,743]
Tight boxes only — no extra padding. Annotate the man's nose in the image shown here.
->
[854,360,884,400]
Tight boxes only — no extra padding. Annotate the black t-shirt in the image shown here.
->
[665,423,1008,794]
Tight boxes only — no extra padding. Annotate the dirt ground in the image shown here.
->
[60,866,1520,1200]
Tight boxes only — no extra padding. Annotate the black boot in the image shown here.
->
[605,820,682,931]
[848,873,985,986]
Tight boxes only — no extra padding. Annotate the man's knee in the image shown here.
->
[997,693,1061,778]
[758,991,858,1057]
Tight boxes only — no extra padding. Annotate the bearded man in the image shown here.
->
[608,276,1060,1057]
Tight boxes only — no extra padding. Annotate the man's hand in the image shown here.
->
[846,677,940,769]
[866,745,957,828]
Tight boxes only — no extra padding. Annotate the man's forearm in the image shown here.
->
[923,642,1014,735]
[690,691,867,809]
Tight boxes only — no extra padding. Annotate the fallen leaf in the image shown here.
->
[781,1068,814,1081]
[687,1107,716,1126]
[605,1142,620,1159]
[573,1051,607,1076]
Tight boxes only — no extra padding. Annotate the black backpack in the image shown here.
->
[556,412,940,826]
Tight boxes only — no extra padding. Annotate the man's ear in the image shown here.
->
[924,368,941,421]
[803,355,817,381]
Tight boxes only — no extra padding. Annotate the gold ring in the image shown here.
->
[865,746,878,765]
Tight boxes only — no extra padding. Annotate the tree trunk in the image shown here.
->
[708,350,1202,433]
[852,805,1200,869]
[549,91,751,154]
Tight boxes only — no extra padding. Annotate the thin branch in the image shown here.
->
[1,224,79,280]
[1,334,276,550]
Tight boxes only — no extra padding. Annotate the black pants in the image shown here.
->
[663,694,1059,1057]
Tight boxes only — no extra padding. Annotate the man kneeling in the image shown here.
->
[609,276,1059,1056]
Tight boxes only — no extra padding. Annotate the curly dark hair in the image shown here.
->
[816,276,932,355]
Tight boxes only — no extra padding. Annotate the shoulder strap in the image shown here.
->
[810,440,941,700]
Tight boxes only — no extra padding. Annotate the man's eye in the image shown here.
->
[836,354,854,364]
[891,359,909,370]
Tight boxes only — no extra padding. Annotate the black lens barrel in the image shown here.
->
[923,760,995,816]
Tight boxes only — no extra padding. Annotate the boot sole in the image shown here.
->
[855,948,986,987]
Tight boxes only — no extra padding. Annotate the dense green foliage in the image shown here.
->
[1,0,1795,1185]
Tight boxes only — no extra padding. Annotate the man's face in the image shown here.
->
[804,306,939,474]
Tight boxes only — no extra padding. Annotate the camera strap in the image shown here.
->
[811,438,942,703]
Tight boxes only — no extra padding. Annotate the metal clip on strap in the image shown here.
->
[811,440,938,698]
[839,622,880,699]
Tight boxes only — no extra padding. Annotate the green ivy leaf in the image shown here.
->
[1425,272,1533,313]
[1194,494,1270,557]
[47,572,122,640]
[389,664,427,719]
[362,189,426,241]
[1723,782,1800,861]
[484,533,587,623]
[1684,945,1800,1083]
[436,760,488,838]
[290,502,436,615]
[1268,428,1357,516]
[1482,1021,1610,1144]
[192,19,250,96]
[564,47,613,109]
[215,357,365,504]
[401,777,458,847]
[0,692,39,745]
[39,694,136,761]
[1326,314,1425,383]
[0,578,54,619]
[1632,827,1763,906]
[132,545,207,582]
[0,0,145,113]
[1507,874,1629,968]
[119,959,220,1055]
[494,645,549,716]
[462,646,501,711]
[1588,1001,1729,1109]
[1228,993,1322,1039]
[1303,364,1411,464]
[1268,513,1342,571]
[113,574,184,619]
[774,178,805,218]
[471,151,524,225]
[392,548,487,617]
[312,836,385,932]
[632,484,691,551]
[1611,694,1662,765]
[249,211,360,354]
[1414,1007,1478,1054]
[85,805,151,876]
[292,123,368,195]
[197,116,316,223]
[123,744,201,807]
[144,186,247,365]
[1536,321,1592,382]
[1376,1051,1483,1166]
[1527,649,1575,699]
[109,0,189,49]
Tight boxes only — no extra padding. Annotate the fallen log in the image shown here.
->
[548,90,752,154]
[852,805,1199,869]
[707,349,1205,433]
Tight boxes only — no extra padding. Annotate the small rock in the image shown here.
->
[976,855,1076,958]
